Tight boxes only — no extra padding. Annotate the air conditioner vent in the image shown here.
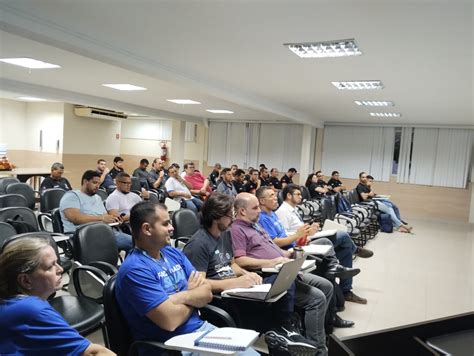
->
[74,106,128,120]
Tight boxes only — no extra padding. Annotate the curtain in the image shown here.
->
[397,127,413,183]
[322,126,394,181]
[432,129,472,188]
[409,128,438,185]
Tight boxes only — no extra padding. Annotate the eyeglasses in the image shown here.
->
[225,211,236,219]
[117,181,132,185]
[316,174,323,177]
[292,192,302,196]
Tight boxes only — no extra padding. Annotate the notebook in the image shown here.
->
[322,219,348,232]
[164,327,259,354]
[221,257,306,302]
[308,229,338,241]
[301,244,332,256]
[262,259,315,273]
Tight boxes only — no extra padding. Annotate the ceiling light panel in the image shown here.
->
[16,96,47,102]
[102,84,147,91]
[370,112,401,118]
[355,100,394,106]
[332,81,384,90]
[0,58,60,69]
[285,39,362,58]
[206,109,234,114]
[167,99,201,105]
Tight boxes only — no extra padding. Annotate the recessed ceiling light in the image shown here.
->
[355,100,394,106]
[370,112,401,118]
[167,99,201,105]
[285,38,362,58]
[332,81,384,90]
[16,96,47,102]
[0,58,61,69]
[206,109,234,114]
[102,84,147,91]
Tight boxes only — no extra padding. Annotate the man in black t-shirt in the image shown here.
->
[208,163,222,190]
[280,168,297,188]
[243,169,260,194]
[40,162,72,192]
[259,167,270,186]
[232,169,246,194]
[109,156,125,180]
[327,171,346,193]
[268,168,282,190]
[148,158,168,190]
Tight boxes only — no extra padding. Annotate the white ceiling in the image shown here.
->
[0,0,472,127]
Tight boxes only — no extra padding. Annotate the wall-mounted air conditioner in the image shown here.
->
[74,106,128,120]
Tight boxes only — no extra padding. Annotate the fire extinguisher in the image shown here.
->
[160,141,168,161]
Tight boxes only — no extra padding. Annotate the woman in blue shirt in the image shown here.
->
[0,236,114,355]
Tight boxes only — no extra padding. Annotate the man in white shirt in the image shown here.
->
[165,164,203,214]
[276,184,372,304]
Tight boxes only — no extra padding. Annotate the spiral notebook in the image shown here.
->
[164,327,259,354]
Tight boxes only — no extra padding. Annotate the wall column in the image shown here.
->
[171,120,186,167]
[299,125,316,182]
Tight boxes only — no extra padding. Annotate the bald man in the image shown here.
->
[231,193,333,355]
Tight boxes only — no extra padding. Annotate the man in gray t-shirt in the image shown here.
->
[59,170,133,253]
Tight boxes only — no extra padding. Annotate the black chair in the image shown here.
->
[0,194,29,208]
[0,222,16,247]
[171,208,200,248]
[104,275,236,356]
[1,233,106,341]
[0,206,40,231]
[96,188,108,202]
[5,182,38,210]
[130,177,142,194]
[0,177,19,194]
[40,188,66,213]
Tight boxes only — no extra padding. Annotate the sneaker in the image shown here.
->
[355,247,374,258]
[265,329,318,356]
[344,291,367,304]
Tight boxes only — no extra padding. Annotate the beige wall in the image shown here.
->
[0,98,27,150]
[184,124,207,171]
[25,102,64,153]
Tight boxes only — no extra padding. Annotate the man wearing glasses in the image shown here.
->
[106,172,149,222]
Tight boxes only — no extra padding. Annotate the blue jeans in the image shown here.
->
[182,321,259,356]
[333,231,357,294]
[184,198,203,214]
[380,199,402,221]
[377,201,403,228]
[114,230,133,254]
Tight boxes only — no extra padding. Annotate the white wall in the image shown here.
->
[25,102,64,153]
[0,98,27,150]
[120,118,172,156]
[62,103,121,155]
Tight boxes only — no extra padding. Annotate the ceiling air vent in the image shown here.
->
[74,106,128,120]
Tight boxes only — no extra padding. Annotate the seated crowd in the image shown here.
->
[1,157,412,355]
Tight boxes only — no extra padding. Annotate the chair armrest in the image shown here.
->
[37,212,52,231]
[199,303,237,327]
[72,265,110,303]
[88,261,118,275]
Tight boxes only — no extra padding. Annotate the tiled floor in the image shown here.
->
[85,218,474,347]
[334,218,474,340]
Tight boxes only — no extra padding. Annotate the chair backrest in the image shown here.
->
[0,207,39,232]
[0,222,17,248]
[1,232,61,262]
[0,177,19,194]
[5,183,36,209]
[96,188,108,202]
[319,198,334,221]
[73,222,118,266]
[51,208,64,233]
[171,208,200,238]
[103,274,134,355]
[40,188,66,213]
[0,194,29,209]
[277,190,284,206]
[130,177,142,193]
[300,186,311,201]
[348,189,360,204]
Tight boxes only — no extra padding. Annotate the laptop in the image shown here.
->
[222,257,306,302]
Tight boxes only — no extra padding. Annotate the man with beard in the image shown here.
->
[184,193,319,355]
[59,170,133,253]
[148,158,168,190]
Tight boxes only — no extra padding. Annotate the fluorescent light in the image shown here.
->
[102,84,147,91]
[285,39,362,58]
[167,99,201,105]
[355,100,394,106]
[206,109,234,114]
[332,81,384,90]
[16,96,47,102]
[0,58,60,69]
[370,112,401,118]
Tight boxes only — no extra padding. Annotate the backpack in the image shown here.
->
[6,214,37,234]
[378,213,393,233]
